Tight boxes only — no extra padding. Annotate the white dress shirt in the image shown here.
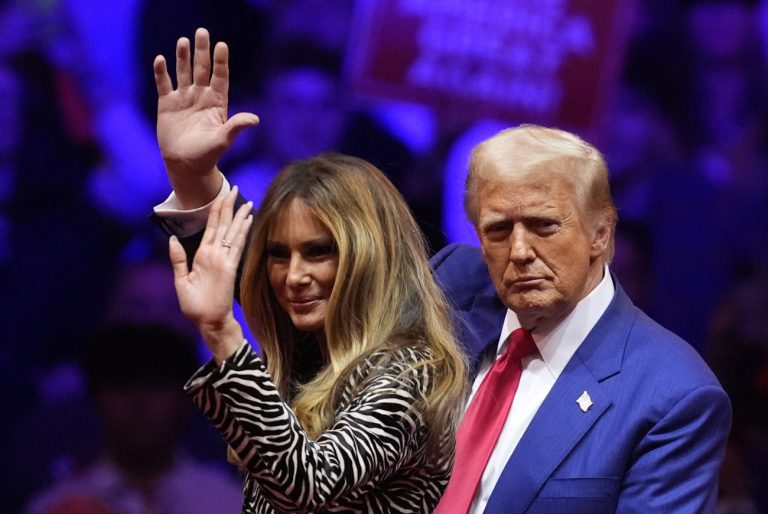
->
[467,268,615,514]
[153,173,231,237]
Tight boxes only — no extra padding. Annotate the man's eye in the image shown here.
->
[485,222,508,233]
[483,224,510,242]
[534,220,559,232]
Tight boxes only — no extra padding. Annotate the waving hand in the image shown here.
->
[169,187,253,362]
[153,28,259,207]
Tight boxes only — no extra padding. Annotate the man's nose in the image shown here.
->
[508,227,535,263]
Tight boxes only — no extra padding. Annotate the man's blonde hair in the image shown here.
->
[465,124,618,259]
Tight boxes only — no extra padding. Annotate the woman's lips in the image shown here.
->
[288,297,322,313]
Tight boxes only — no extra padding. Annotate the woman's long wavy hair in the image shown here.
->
[240,153,467,457]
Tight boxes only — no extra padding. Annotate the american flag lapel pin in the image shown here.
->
[577,390,593,413]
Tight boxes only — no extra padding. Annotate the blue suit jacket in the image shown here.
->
[430,243,731,514]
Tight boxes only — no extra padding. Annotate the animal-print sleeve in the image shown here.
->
[185,343,444,513]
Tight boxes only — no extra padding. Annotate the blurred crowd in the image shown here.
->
[1,0,767,512]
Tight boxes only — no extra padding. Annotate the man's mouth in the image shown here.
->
[509,276,546,288]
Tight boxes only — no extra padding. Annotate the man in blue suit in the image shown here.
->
[150,29,730,514]
[430,125,731,513]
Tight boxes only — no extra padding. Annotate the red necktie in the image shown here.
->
[435,328,537,514]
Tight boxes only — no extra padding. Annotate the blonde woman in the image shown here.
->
[154,29,467,513]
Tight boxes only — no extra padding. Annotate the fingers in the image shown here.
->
[193,27,211,87]
[213,186,239,247]
[153,55,172,96]
[201,186,239,247]
[223,202,254,265]
[210,42,229,95]
[176,36,192,89]
[168,235,190,281]
[161,28,227,95]
[201,192,225,247]
[223,112,260,145]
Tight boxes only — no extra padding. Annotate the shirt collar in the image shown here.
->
[497,266,615,378]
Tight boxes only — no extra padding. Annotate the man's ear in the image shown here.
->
[590,219,612,258]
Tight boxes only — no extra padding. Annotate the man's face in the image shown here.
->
[476,166,609,331]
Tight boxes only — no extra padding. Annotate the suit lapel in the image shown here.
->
[483,362,610,513]
[483,282,637,513]
[459,293,507,374]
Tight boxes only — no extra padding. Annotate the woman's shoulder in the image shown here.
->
[366,339,433,372]
[339,339,435,397]
[334,341,435,414]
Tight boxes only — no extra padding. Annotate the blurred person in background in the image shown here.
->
[708,264,768,514]
[679,0,768,272]
[25,323,243,514]
[216,39,349,205]
[610,219,654,312]
[0,9,131,494]
[216,36,419,236]
[5,255,233,512]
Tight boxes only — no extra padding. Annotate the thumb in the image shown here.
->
[168,235,190,281]
[224,112,260,145]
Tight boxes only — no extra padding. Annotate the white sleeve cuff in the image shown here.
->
[152,174,231,238]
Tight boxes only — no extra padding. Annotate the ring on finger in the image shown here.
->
[221,239,233,248]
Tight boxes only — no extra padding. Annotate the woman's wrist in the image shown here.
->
[199,315,245,364]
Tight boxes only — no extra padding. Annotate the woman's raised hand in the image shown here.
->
[153,28,259,208]
[169,187,253,362]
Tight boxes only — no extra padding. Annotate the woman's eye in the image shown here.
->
[307,244,334,258]
[266,247,289,259]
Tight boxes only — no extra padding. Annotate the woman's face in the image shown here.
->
[266,198,338,337]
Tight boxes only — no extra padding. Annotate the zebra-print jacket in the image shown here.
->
[185,341,452,513]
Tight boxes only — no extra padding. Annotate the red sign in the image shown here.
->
[346,0,635,135]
